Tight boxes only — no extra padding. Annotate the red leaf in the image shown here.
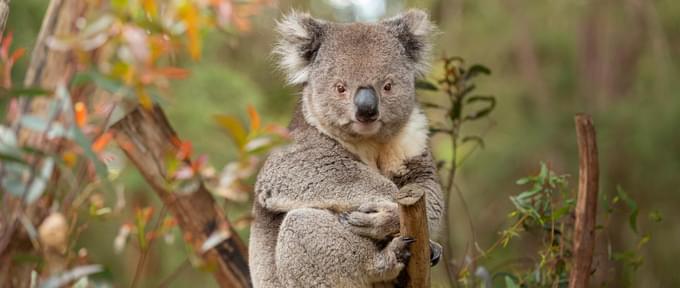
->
[1,32,13,59]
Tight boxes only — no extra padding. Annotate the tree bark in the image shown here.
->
[111,105,251,288]
[399,196,430,287]
[1,0,89,286]
[569,114,599,288]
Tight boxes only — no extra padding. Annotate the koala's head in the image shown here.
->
[274,10,435,142]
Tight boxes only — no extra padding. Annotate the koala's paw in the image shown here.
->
[396,184,425,206]
[339,201,400,240]
[369,236,416,281]
[430,240,442,267]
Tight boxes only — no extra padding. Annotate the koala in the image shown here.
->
[248,10,444,288]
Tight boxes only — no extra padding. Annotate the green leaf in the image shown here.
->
[0,152,25,164]
[617,186,639,234]
[41,265,103,288]
[72,71,133,97]
[461,135,485,149]
[419,101,444,109]
[464,95,495,121]
[466,64,492,80]
[516,177,532,185]
[0,87,49,97]
[71,126,109,182]
[538,162,549,180]
[460,84,476,97]
[648,210,663,223]
[415,80,439,91]
[25,157,55,203]
[638,234,650,249]
[504,275,520,288]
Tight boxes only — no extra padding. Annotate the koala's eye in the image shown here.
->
[383,82,392,92]
[336,84,346,94]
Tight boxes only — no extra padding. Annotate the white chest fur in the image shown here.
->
[340,109,429,176]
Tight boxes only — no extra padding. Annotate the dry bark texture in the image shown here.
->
[112,106,251,288]
[399,196,431,287]
[569,114,599,288]
[1,0,90,286]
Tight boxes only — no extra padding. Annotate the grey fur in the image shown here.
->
[250,9,443,287]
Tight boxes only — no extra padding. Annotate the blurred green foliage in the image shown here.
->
[5,0,680,286]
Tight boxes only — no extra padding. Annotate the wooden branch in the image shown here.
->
[569,114,599,288]
[111,105,251,288]
[399,196,430,287]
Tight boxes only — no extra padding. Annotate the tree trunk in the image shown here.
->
[111,105,251,287]
[1,0,89,286]
[569,114,599,288]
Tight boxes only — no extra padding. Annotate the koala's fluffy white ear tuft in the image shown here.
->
[273,11,327,85]
[382,9,436,77]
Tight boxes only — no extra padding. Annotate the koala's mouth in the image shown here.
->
[350,120,382,136]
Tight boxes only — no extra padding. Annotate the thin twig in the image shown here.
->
[157,258,191,288]
[130,205,168,288]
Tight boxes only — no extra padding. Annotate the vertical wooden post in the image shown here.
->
[569,114,599,288]
[399,196,430,287]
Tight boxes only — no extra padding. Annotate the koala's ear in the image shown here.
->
[273,11,327,85]
[382,9,436,77]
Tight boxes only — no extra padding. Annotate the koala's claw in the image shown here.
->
[396,184,425,206]
[402,237,416,245]
[430,240,442,267]
[397,237,416,263]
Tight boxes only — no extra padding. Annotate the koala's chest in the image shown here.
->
[343,112,429,177]
[350,143,411,177]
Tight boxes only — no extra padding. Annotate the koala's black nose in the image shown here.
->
[354,87,379,123]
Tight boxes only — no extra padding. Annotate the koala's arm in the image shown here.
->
[392,149,445,237]
[255,145,398,214]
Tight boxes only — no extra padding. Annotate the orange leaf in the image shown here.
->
[74,101,88,127]
[214,115,247,149]
[179,4,201,60]
[92,132,113,153]
[137,87,153,109]
[157,67,190,79]
[247,105,260,132]
[62,151,78,167]
[1,32,13,59]
[10,48,25,63]
[177,140,193,160]
[142,0,157,17]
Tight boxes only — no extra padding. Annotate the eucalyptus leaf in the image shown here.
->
[40,265,103,288]
[466,64,492,80]
[71,126,109,182]
[504,275,520,288]
[3,87,49,97]
[464,96,495,121]
[462,135,485,149]
[617,186,639,234]
[415,80,439,91]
